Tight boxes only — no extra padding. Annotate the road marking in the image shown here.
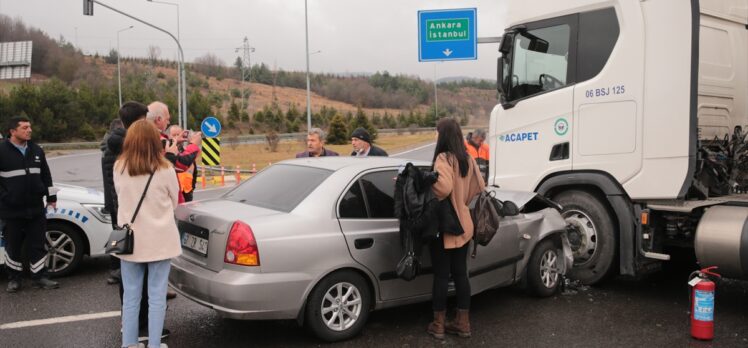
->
[393,142,435,157]
[47,151,100,161]
[0,311,121,330]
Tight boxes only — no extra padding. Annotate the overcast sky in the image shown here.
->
[0,0,507,81]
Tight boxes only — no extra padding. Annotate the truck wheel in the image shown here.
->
[554,190,617,285]
[305,271,371,342]
[526,239,562,297]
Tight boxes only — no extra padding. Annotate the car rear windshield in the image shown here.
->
[223,164,333,212]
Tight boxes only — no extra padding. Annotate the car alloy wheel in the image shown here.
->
[527,239,562,297]
[43,222,85,277]
[539,248,560,289]
[320,282,363,332]
[45,230,76,273]
[306,270,371,342]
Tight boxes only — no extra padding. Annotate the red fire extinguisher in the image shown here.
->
[688,266,721,340]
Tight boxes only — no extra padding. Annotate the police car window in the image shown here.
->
[339,181,367,218]
[510,24,570,100]
[360,170,397,219]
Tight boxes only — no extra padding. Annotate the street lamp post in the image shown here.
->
[146,0,184,128]
[117,25,134,107]
[84,0,187,128]
[304,0,311,132]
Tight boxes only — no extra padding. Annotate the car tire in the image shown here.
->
[554,190,617,285]
[44,222,85,277]
[305,270,371,342]
[526,239,562,297]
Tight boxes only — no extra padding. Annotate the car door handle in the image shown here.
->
[354,238,374,249]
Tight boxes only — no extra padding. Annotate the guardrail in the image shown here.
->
[39,127,444,150]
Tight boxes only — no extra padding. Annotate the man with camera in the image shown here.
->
[147,101,179,157]
[167,125,202,202]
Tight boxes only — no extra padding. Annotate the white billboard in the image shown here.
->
[0,41,33,80]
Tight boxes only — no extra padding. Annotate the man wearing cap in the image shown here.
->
[350,127,388,157]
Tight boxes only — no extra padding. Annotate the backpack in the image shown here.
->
[469,190,503,258]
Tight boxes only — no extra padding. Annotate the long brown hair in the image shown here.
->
[432,118,469,177]
[116,119,170,176]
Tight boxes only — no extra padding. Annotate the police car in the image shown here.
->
[1,184,112,277]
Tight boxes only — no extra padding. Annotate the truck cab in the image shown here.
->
[490,0,748,283]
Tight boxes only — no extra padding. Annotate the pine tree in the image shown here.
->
[349,107,378,141]
[326,114,349,145]
[228,101,240,121]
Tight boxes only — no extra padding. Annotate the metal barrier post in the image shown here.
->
[201,166,206,189]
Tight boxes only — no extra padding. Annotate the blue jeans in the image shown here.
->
[120,259,171,348]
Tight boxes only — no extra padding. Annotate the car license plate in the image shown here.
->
[182,232,208,256]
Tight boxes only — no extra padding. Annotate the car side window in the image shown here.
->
[359,170,397,219]
[339,181,367,218]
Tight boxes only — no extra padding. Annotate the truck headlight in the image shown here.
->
[82,204,112,224]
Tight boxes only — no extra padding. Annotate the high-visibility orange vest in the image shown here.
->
[465,140,489,161]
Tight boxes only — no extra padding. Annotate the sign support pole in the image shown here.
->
[433,63,438,122]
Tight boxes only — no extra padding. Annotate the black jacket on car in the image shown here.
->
[0,140,57,219]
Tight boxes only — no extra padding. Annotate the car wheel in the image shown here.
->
[305,270,371,342]
[554,190,617,285]
[44,222,85,277]
[526,239,562,297]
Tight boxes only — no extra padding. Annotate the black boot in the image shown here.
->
[6,280,21,293]
[31,277,59,290]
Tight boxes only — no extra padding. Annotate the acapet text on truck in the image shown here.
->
[490,0,748,284]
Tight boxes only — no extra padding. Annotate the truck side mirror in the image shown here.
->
[499,33,513,54]
[497,56,505,95]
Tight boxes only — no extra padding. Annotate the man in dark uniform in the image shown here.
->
[1,116,58,293]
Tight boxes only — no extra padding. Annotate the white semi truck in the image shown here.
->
[490,0,748,284]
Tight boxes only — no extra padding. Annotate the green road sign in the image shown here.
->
[426,18,470,42]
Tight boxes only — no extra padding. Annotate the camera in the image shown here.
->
[161,138,174,149]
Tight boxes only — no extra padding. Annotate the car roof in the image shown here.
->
[276,156,431,172]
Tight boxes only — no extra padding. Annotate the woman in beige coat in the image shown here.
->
[427,118,485,339]
[114,119,181,348]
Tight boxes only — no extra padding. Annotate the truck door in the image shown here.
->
[571,7,642,186]
[492,15,577,191]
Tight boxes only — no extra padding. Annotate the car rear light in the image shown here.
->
[224,221,260,266]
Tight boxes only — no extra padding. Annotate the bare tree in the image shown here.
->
[193,53,226,78]
[147,45,161,66]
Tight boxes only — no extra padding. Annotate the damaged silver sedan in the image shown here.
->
[168,157,572,342]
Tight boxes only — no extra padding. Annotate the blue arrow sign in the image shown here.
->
[201,116,222,138]
[418,8,477,62]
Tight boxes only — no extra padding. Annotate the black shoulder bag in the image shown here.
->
[105,172,155,255]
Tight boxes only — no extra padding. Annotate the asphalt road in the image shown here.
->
[2,142,745,347]
[1,250,747,347]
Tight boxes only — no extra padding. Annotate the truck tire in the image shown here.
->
[554,190,617,285]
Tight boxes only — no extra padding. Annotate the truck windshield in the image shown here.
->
[508,24,570,101]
